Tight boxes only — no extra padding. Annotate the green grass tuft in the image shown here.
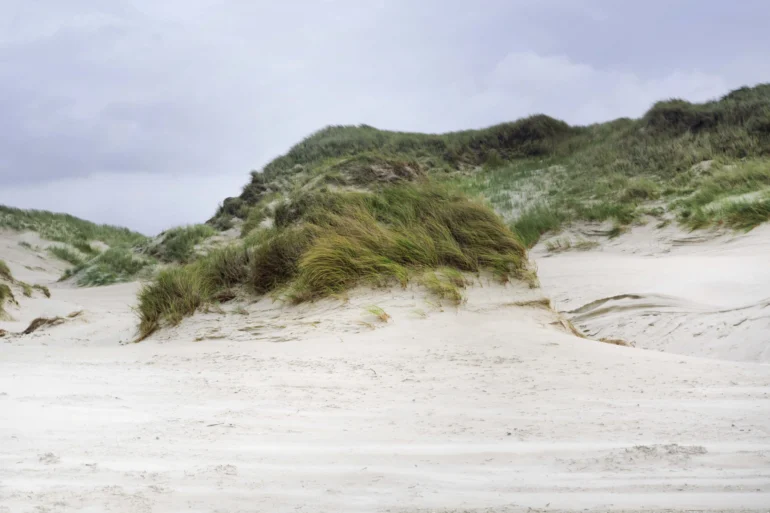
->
[0,260,12,281]
[0,283,15,318]
[511,203,569,247]
[145,224,216,263]
[48,246,86,267]
[419,268,469,305]
[68,247,154,286]
[33,284,51,298]
[137,265,213,339]
[0,205,147,247]
[72,240,100,255]
[365,305,391,323]
[137,184,530,339]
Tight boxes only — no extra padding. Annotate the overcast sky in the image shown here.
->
[1,0,768,234]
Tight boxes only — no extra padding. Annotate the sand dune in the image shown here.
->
[2,228,770,512]
[535,223,770,362]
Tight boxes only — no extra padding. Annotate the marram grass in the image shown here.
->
[137,184,530,339]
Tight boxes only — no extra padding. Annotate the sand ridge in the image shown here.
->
[534,223,770,362]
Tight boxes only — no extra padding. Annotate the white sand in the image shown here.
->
[534,223,770,362]
[2,228,770,512]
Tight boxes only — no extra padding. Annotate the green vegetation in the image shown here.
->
[445,86,770,243]
[137,184,530,339]
[62,248,154,286]
[0,206,155,287]
[0,260,11,281]
[258,116,573,181]
[365,305,391,323]
[48,243,154,287]
[419,267,469,305]
[33,284,51,298]
[45,223,215,288]
[0,205,147,248]
[134,83,770,338]
[672,160,770,229]
[142,224,216,263]
[544,237,600,253]
[0,283,15,319]
[211,84,770,246]
[48,246,86,267]
[72,240,100,255]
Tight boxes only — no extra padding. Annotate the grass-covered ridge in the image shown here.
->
[213,84,770,245]
[1,207,222,287]
[139,224,217,263]
[0,205,147,247]
[137,83,770,337]
[0,205,157,286]
[138,184,531,339]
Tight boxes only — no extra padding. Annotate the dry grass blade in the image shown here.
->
[22,317,66,335]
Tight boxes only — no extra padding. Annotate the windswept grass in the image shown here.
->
[137,266,212,337]
[0,283,15,319]
[511,203,569,248]
[436,85,770,243]
[72,240,100,255]
[0,260,12,281]
[62,247,155,286]
[144,224,216,263]
[137,184,530,339]
[48,246,87,267]
[137,83,770,337]
[419,268,469,305]
[674,160,770,229]
[33,284,51,298]
[720,196,770,230]
[0,205,147,247]
[365,305,391,323]
[241,207,267,237]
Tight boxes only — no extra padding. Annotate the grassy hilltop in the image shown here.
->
[0,205,226,287]
[213,83,770,245]
[136,83,770,338]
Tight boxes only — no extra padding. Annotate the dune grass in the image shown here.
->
[48,246,87,267]
[137,184,530,339]
[418,268,469,305]
[0,260,12,281]
[136,83,770,337]
[72,240,100,255]
[436,85,770,243]
[62,247,155,286]
[33,284,51,298]
[212,84,770,246]
[144,224,216,263]
[0,205,147,247]
[673,160,770,229]
[0,283,15,319]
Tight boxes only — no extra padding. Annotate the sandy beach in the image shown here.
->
[2,226,769,512]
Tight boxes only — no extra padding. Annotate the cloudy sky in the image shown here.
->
[1,0,768,234]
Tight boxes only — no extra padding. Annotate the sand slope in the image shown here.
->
[2,228,770,512]
[535,223,770,362]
